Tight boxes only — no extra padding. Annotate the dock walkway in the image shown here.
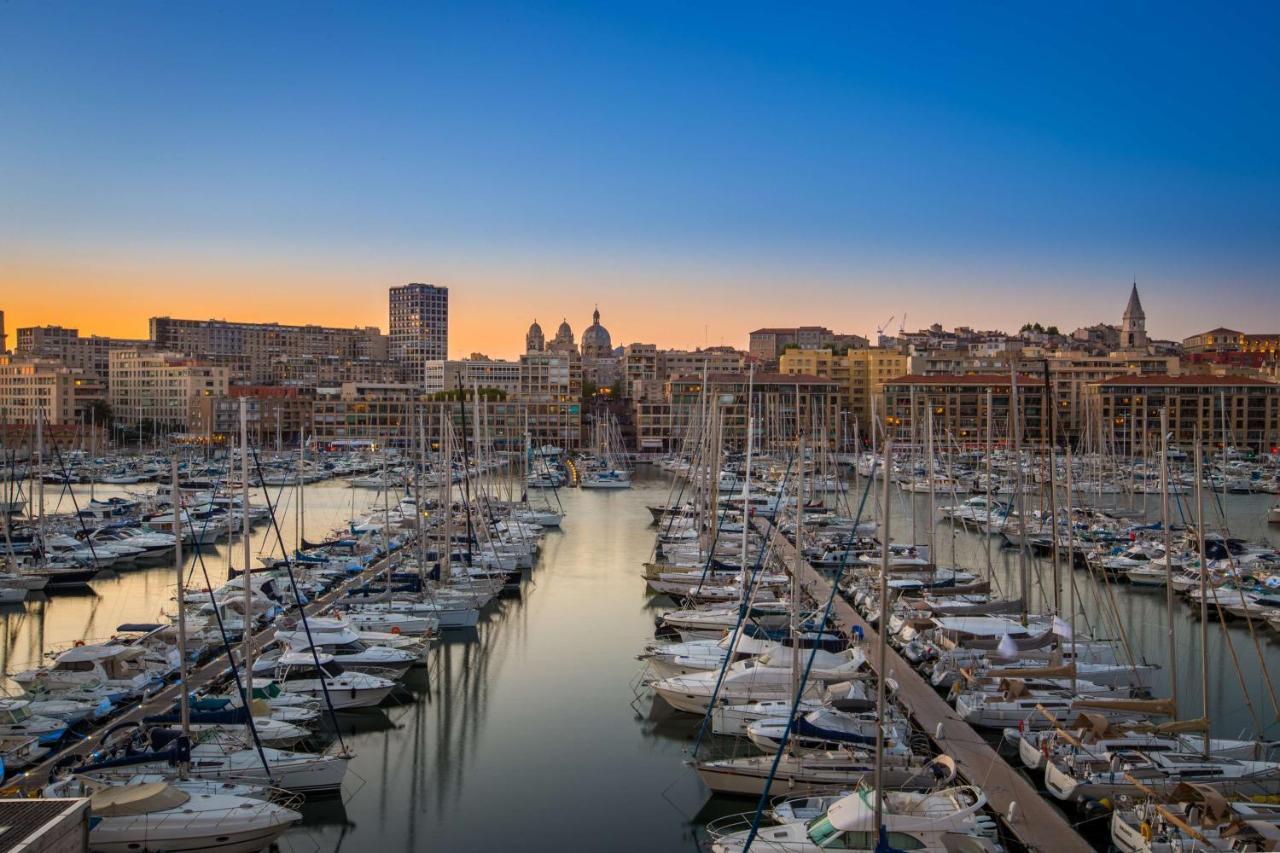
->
[4,549,400,793]
[757,517,1092,853]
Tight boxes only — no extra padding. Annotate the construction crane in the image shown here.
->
[875,315,895,339]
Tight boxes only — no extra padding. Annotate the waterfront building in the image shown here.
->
[1085,374,1280,453]
[519,348,582,450]
[17,325,149,380]
[108,350,229,431]
[188,386,316,446]
[881,374,1048,447]
[748,326,869,366]
[635,372,842,452]
[150,316,387,385]
[0,354,105,426]
[388,283,449,384]
[423,356,521,396]
[269,354,408,387]
[778,347,909,441]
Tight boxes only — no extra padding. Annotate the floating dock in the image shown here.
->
[757,516,1093,853]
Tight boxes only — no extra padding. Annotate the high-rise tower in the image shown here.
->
[390,283,449,384]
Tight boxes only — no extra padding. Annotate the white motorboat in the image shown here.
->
[274,652,396,709]
[47,777,300,852]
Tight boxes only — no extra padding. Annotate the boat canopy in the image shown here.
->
[90,782,190,817]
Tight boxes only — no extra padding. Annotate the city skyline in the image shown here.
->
[4,3,1279,357]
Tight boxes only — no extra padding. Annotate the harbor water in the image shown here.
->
[3,469,1280,850]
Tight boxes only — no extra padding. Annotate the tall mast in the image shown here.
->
[740,366,755,608]
[1160,408,1177,717]
[1195,436,1209,755]
[172,457,190,779]
[1011,365,1028,625]
[1042,361,1061,645]
[873,435,893,836]
[240,398,254,698]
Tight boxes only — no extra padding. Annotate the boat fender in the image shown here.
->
[1139,821,1152,842]
[935,722,944,740]
[1005,801,1018,824]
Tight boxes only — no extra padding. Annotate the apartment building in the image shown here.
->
[389,283,449,384]
[881,374,1049,447]
[1085,374,1280,453]
[270,355,407,387]
[16,325,148,380]
[109,350,229,430]
[0,355,105,426]
[778,347,909,439]
[188,386,316,446]
[749,326,869,365]
[149,316,388,384]
[636,372,842,452]
[518,350,582,451]
[423,357,521,396]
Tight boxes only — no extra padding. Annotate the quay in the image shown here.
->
[2,545,405,793]
[757,516,1093,853]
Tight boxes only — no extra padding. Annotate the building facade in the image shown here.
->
[389,283,449,384]
[749,326,869,366]
[423,357,521,396]
[0,355,105,426]
[108,350,229,431]
[17,325,149,380]
[881,374,1049,447]
[149,316,387,384]
[1085,375,1280,453]
[518,350,582,451]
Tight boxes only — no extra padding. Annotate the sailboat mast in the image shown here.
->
[240,398,254,693]
[1160,408,1177,716]
[1011,365,1028,625]
[1194,437,1209,755]
[873,435,893,836]
[172,457,190,779]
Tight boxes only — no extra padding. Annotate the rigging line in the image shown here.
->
[251,448,348,753]
[741,450,880,853]
[176,470,276,782]
[688,451,797,758]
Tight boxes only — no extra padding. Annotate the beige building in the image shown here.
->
[0,355,105,426]
[150,316,388,384]
[779,347,908,440]
[424,357,521,396]
[518,350,582,450]
[635,372,842,452]
[16,325,148,380]
[109,350,229,430]
[1085,374,1280,454]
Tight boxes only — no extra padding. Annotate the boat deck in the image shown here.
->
[758,517,1093,853]
[2,551,397,793]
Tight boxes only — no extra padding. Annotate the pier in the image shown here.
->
[757,516,1093,853]
[2,548,401,793]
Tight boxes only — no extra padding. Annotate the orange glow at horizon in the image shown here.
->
[2,257,811,360]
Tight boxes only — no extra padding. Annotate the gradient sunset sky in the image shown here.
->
[3,3,1278,359]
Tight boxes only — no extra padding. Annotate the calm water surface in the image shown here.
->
[3,470,1280,851]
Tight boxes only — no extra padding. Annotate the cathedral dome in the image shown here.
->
[581,307,612,357]
[528,319,543,336]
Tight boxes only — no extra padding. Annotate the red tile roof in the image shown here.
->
[1092,374,1279,387]
[883,373,1043,386]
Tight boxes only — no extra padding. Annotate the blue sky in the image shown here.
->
[2,2,1277,355]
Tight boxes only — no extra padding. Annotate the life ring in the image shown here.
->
[74,640,86,647]
[1140,821,1152,842]
[390,626,401,635]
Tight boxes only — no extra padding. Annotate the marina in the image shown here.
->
[1,426,1277,850]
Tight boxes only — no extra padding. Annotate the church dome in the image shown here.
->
[528,319,543,336]
[581,307,612,357]
[557,319,573,339]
